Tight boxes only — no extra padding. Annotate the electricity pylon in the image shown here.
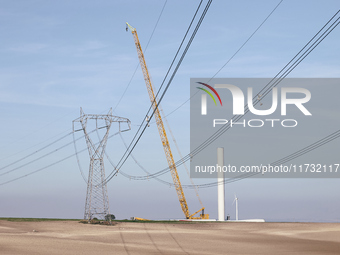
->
[73,108,130,221]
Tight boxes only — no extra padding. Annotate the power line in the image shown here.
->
[0,129,72,162]
[150,0,284,122]
[0,112,74,152]
[106,0,212,184]
[1,119,338,188]
[109,0,204,175]
[194,129,340,189]
[0,109,115,178]
[104,0,209,184]
[0,152,76,186]
[210,0,284,80]
[0,132,80,177]
[172,9,340,174]
[2,6,339,190]
[0,131,73,173]
[111,9,340,181]
[0,131,121,186]
[271,130,340,166]
[0,128,107,177]
[119,128,340,188]
[73,131,88,183]
[0,110,115,173]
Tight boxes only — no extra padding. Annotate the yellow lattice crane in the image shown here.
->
[126,22,208,219]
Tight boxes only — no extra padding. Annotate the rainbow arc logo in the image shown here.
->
[196,82,223,106]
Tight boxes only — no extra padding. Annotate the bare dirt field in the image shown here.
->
[0,220,340,255]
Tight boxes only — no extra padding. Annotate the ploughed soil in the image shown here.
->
[1,220,340,255]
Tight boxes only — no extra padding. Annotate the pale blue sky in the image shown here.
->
[0,0,340,221]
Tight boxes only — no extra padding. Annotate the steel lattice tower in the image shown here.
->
[73,108,130,220]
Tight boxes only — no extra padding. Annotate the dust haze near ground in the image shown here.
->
[1,220,340,254]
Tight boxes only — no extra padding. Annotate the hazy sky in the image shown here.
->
[0,0,339,222]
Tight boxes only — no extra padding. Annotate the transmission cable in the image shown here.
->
[150,0,284,123]
[113,128,340,188]
[108,0,204,179]
[0,131,73,172]
[105,0,209,183]
[0,128,104,177]
[0,131,121,186]
[105,0,212,184]
[194,129,340,189]
[167,10,340,176]
[73,131,88,183]
[110,9,340,181]
[2,5,338,188]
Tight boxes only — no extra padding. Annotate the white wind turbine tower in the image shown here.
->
[232,194,239,221]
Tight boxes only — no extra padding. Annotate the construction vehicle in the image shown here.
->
[131,217,151,221]
[126,22,208,219]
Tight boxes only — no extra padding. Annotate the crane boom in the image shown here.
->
[126,22,207,219]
